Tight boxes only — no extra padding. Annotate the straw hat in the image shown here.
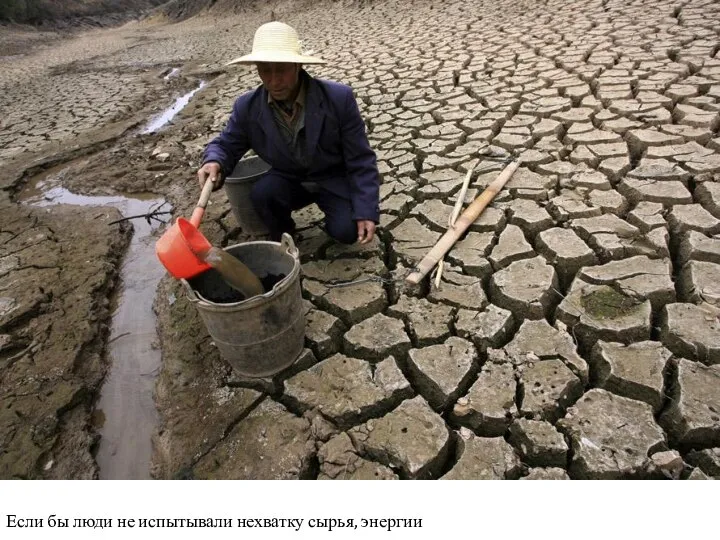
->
[227,22,326,65]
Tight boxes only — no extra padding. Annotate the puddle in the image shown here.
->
[21,169,170,479]
[141,81,206,134]
[163,67,181,80]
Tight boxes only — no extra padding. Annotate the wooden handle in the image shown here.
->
[406,160,520,285]
[190,178,215,227]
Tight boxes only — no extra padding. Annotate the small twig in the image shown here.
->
[149,200,170,214]
[108,210,171,225]
[108,331,131,344]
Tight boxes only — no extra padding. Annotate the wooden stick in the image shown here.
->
[434,260,444,289]
[435,158,481,289]
[406,159,520,285]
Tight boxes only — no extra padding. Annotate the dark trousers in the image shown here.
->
[250,172,357,244]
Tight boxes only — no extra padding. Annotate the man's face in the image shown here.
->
[256,62,300,101]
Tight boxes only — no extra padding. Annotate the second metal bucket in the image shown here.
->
[225,156,271,236]
[182,234,304,378]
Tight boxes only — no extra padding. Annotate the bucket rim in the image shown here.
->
[182,234,300,309]
[226,156,271,182]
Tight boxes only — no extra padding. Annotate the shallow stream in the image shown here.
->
[20,169,169,479]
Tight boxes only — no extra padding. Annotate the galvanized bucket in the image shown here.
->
[224,156,271,236]
[181,234,304,378]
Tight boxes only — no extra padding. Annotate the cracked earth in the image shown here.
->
[2,0,720,479]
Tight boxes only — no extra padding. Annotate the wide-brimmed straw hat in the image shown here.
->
[227,22,326,65]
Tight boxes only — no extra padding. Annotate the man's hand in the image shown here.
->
[356,220,376,244]
[197,162,224,191]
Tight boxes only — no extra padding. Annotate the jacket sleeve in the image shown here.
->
[202,95,250,177]
[339,89,380,223]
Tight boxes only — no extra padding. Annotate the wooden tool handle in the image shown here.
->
[190,178,215,227]
[406,160,520,285]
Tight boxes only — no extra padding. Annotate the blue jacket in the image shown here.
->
[203,71,380,222]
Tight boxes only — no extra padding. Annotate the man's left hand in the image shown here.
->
[356,220,376,244]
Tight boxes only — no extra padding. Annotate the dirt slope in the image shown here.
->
[0,0,167,25]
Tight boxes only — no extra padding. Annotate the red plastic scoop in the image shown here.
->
[155,179,213,279]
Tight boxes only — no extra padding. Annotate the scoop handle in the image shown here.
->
[190,178,215,227]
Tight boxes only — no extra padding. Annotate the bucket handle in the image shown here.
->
[281,233,299,260]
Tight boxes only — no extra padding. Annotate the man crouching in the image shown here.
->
[198,22,380,245]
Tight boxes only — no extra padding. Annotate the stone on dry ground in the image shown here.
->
[557,282,652,351]
[488,224,535,270]
[192,399,316,480]
[626,202,667,233]
[282,354,412,428]
[411,199,457,232]
[387,263,424,304]
[387,295,454,346]
[317,432,398,480]
[343,313,412,362]
[695,183,720,219]
[508,418,568,468]
[648,450,685,480]
[535,227,597,285]
[590,341,671,412]
[668,204,720,235]
[548,190,602,222]
[558,389,667,479]
[617,179,692,206]
[446,232,494,280]
[688,468,712,480]
[686,448,720,478]
[518,359,584,422]
[677,231,720,266]
[442,432,522,480]
[489,256,559,319]
[660,303,720,365]
[678,261,720,307]
[468,206,507,234]
[571,214,665,260]
[502,319,589,384]
[494,167,557,200]
[348,396,450,479]
[455,304,515,352]
[305,306,346,359]
[660,359,720,449]
[450,360,516,436]
[407,337,478,410]
[505,198,554,238]
[520,468,570,480]
[302,258,388,325]
[427,270,489,308]
[388,218,441,267]
[576,256,675,312]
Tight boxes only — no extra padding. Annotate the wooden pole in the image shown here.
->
[405,159,520,285]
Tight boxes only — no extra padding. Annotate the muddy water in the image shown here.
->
[20,169,169,479]
[141,80,207,134]
[200,246,265,298]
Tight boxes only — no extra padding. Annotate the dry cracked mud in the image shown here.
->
[3,0,720,479]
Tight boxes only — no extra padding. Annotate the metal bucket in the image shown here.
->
[181,234,304,378]
[224,156,271,236]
